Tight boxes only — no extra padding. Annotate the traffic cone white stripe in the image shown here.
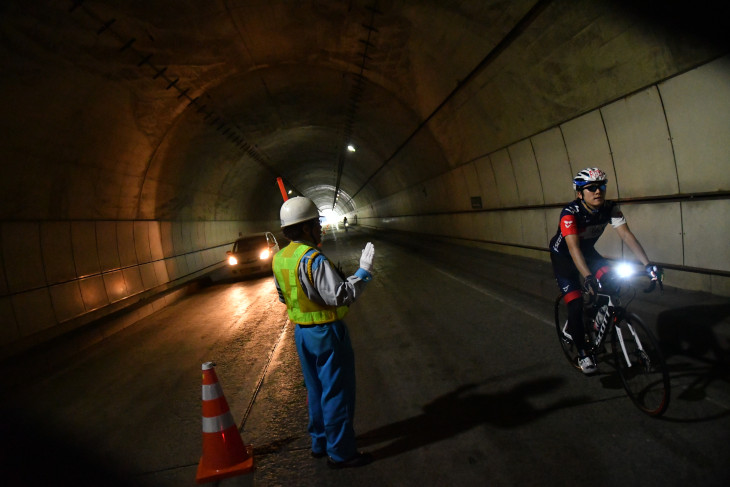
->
[196,362,254,483]
[202,382,223,400]
[202,413,235,433]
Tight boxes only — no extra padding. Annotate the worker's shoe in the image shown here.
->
[578,356,597,375]
[327,452,373,469]
[311,450,327,459]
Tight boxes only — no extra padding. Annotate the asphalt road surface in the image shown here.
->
[2,227,729,486]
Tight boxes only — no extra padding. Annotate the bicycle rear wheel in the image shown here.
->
[612,312,670,416]
[554,295,580,370]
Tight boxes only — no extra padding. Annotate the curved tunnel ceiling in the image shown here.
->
[2,0,726,223]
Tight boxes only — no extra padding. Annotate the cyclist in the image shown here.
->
[549,167,662,374]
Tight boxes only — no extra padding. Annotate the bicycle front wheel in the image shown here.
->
[612,312,670,416]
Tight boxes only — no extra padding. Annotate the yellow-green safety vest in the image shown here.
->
[272,242,349,325]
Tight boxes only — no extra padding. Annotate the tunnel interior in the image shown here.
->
[1,0,728,358]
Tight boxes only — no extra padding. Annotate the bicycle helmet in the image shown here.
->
[280,196,320,227]
[573,167,608,190]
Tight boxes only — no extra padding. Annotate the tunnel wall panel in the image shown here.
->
[123,267,144,296]
[73,222,101,278]
[499,210,522,246]
[510,140,544,206]
[472,156,500,209]
[490,150,519,207]
[134,221,152,265]
[532,128,573,205]
[601,88,678,198]
[148,222,164,261]
[660,58,730,193]
[682,200,730,272]
[160,222,175,258]
[140,263,158,291]
[520,209,549,250]
[462,163,482,201]
[619,202,683,266]
[41,222,76,284]
[447,167,473,212]
[2,223,46,294]
[50,281,86,323]
[100,272,124,306]
[117,222,137,268]
[154,260,169,284]
[561,111,614,182]
[12,289,56,337]
[96,221,121,272]
[79,275,108,312]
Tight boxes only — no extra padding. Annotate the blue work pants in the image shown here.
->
[294,321,356,462]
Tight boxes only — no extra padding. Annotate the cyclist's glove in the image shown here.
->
[645,263,664,282]
[582,274,600,295]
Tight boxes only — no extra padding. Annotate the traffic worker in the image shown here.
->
[272,196,375,469]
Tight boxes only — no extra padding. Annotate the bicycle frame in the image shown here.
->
[589,295,614,354]
[587,289,648,369]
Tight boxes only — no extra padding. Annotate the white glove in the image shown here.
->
[359,242,375,273]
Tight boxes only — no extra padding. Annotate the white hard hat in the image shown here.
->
[280,196,320,227]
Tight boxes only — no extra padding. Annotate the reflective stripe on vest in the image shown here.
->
[272,242,349,324]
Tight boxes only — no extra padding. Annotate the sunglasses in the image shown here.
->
[583,183,606,193]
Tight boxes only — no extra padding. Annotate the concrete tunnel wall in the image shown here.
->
[357,56,730,295]
[0,220,274,359]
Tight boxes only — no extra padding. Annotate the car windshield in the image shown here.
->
[234,237,266,252]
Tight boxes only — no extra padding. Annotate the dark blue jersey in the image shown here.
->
[549,199,626,256]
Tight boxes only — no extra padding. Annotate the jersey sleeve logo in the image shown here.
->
[560,214,579,237]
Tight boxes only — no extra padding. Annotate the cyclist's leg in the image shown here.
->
[551,253,586,351]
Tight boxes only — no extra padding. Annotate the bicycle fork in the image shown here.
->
[614,321,645,368]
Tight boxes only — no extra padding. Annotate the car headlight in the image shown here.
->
[228,255,238,266]
[259,249,271,260]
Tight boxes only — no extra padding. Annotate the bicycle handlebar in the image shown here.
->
[644,278,664,294]
[587,263,663,302]
[643,265,664,294]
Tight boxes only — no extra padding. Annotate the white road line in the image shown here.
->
[433,266,554,327]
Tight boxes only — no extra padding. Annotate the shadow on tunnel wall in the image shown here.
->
[656,303,730,420]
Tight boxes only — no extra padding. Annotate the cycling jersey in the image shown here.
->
[549,199,626,256]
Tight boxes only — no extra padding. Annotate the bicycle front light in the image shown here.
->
[615,262,635,279]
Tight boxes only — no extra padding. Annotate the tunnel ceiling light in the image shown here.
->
[347,144,356,152]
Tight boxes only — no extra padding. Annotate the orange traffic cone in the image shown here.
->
[196,362,254,484]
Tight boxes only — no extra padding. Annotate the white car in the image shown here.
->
[226,232,280,277]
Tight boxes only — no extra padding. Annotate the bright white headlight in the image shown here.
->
[228,255,238,266]
[259,249,271,260]
[615,262,634,278]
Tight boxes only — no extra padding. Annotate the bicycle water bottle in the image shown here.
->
[594,304,609,331]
